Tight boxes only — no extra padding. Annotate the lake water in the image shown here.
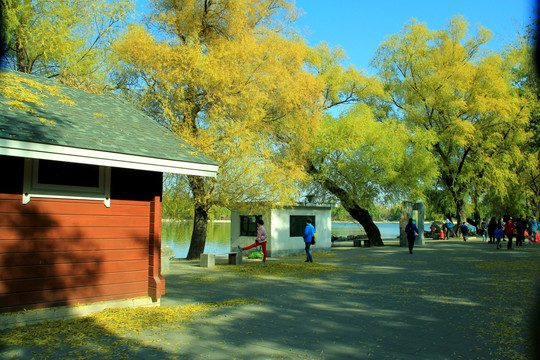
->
[162,221,426,258]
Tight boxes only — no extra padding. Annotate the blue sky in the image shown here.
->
[292,0,535,73]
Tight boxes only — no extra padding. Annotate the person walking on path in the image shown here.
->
[238,219,268,264]
[460,222,469,242]
[495,224,504,249]
[445,219,455,238]
[529,216,538,244]
[405,218,419,254]
[481,219,488,242]
[441,222,448,240]
[504,216,514,250]
[303,218,316,262]
[515,216,526,247]
[488,217,497,244]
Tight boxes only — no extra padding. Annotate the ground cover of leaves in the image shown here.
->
[0,298,258,360]
[471,258,540,360]
[216,252,340,279]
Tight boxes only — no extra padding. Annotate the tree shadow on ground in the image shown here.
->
[0,316,183,360]
[159,244,540,359]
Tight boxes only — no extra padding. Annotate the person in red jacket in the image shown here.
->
[238,219,268,264]
[504,216,514,250]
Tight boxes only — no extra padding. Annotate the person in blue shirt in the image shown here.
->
[446,219,455,238]
[460,222,469,242]
[495,225,505,249]
[405,218,419,254]
[303,218,316,262]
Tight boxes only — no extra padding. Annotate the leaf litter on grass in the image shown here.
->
[0,297,260,360]
[217,258,342,279]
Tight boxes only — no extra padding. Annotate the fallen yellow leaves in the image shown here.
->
[471,258,539,360]
[0,297,259,358]
[217,259,342,279]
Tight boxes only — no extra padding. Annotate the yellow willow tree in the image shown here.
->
[505,27,540,219]
[303,43,437,246]
[371,16,530,226]
[113,0,323,259]
[3,0,133,88]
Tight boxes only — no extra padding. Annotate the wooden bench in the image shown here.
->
[332,236,368,247]
[352,239,370,247]
[200,252,242,268]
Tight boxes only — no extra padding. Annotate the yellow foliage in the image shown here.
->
[0,72,75,111]
[37,117,56,125]
[218,260,341,279]
[59,98,76,105]
[5,100,35,113]
[312,102,437,204]
[4,0,133,84]
[372,15,530,207]
[0,297,259,346]
[114,0,324,210]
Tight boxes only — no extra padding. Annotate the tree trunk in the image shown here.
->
[455,197,466,226]
[453,196,466,236]
[186,203,208,260]
[307,163,383,246]
[186,176,209,260]
[345,203,383,246]
[471,188,481,229]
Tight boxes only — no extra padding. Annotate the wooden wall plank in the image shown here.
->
[0,193,158,313]
[0,214,149,227]
[1,260,147,280]
[0,239,149,253]
[0,227,150,240]
[0,271,148,294]
[0,250,149,266]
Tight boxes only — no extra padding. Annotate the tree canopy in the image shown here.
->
[113,0,324,258]
[3,0,133,89]
[3,0,537,250]
[371,16,531,224]
[301,42,437,244]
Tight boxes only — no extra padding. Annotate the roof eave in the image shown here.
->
[0,139,219,178]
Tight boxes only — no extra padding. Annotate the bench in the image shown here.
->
[332,236,369,247]
[200,252,242,268]
[351,239,370,247]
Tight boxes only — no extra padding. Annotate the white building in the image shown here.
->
[231,204,332,257]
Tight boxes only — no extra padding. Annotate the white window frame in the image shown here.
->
[23,158,111,207]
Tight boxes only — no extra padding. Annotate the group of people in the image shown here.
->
[417,215,539,253]
[480,215,538,250]
[238,218,316,264]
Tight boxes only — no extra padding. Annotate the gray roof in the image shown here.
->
[0,68,218,176]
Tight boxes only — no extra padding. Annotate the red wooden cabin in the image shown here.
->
[0,69,218,314]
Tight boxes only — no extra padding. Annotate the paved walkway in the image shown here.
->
[155,238,540,360]
[2,238,539,359]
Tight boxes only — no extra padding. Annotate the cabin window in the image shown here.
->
[23,158,111,207]
[290,215,315,237]
[240,215,262,236]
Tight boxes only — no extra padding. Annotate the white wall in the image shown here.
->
[231,206,331,258]
[230,209,271,252]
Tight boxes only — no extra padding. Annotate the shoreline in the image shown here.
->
[163,219,401,224]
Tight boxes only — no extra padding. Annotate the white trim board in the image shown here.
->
[0,139,219,177]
